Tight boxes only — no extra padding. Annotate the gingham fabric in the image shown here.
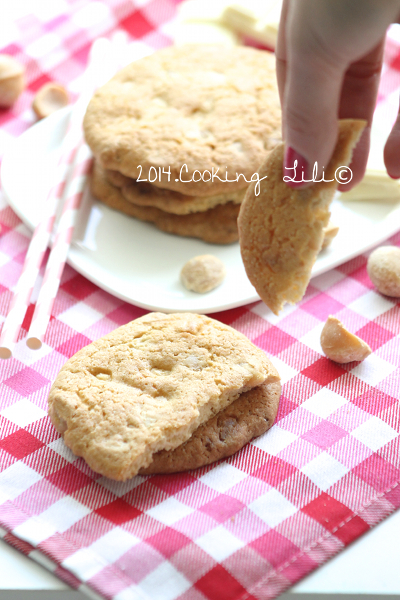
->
[1,3,400,600]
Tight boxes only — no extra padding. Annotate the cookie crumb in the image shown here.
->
[321,221,339,250]
[96,373,111,381]
[0,54,25,107]
[320,316,371,364]
[367,246,400,297]
[181,254,226,293]
[32,83,69,119]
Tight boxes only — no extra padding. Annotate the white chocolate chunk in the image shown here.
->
[340,170,400,203]
[174,22,239,46]
[174,0,282,48]
[321,221,339,250]
[222,0,282,48]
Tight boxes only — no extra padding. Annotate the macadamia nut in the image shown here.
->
[0,54,25,107]
[32,82,69,119]
[367,246,400,297]
[321,221,339,250]
[181,254,226,293]
[320,316,371,364]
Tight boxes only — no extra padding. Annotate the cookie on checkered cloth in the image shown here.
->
[48,313,280,480]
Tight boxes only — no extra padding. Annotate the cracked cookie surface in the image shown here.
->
[48,313,278,480]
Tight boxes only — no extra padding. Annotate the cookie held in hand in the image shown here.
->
[238,119,366,315]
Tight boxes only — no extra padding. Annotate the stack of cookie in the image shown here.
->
[48,313,281,480]
[83,44,281,244]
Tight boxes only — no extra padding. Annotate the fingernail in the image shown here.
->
[387,171,400,180]
[284,146,310,188]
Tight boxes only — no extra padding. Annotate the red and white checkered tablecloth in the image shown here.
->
[1,3,400,600]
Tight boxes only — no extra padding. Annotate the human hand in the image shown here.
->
[276,0,400,189]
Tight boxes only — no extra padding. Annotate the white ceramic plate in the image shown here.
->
[2,106,400,314]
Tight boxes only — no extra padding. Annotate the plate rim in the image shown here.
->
[2,107,400,313]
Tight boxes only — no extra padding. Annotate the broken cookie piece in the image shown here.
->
[238,119,366,315]
[321,221,339,250]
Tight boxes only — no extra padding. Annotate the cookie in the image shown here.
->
[104,166,245,214]
[91,162,240,244]
[48,312,278,481]
[238,119,366,315]
[140,377,281,474]
[321,220,339,250]
[83,44,281,196]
